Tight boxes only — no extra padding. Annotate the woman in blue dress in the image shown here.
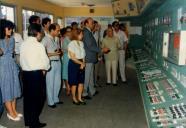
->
[62,26,72,96]
[0,19,21,121]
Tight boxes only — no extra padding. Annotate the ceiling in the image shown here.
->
[45,0,166,18]
[45,0,112,7]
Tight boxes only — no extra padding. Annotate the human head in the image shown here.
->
[71,22,78,30]
[28,23,44,42]
[29,15,41,24]
[0,19,15,39]
[80,20,85,29]
[49,23,60,37]
[65,26,72,38]
[119,23,126,32]
[42,17,51,31]
[107,27,114,38]
[93,20,100,32]
[108,24,112,29]
[112,21,119,31]
[84,17,94,31]
[71,28,83,41]
[60,28,67,37]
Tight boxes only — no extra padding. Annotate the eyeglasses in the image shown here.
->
[7,27,12,30]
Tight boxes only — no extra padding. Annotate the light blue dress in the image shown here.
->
[62,37,70,80]
[0,37,21,103]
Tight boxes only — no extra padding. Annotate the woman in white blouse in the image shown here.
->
[68,28,86,105]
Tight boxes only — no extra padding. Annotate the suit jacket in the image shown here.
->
[83,27,100,63]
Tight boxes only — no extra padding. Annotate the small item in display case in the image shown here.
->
[180,9,186,23]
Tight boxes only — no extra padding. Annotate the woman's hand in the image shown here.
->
[0,48,3,56]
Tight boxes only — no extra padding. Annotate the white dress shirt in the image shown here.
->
[20,37,50,71]
[114,30,128,49]
[68,40,85,59]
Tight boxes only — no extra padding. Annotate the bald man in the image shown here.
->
[82,18,109,99]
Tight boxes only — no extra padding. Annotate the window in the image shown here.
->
[22,9,54,39]
[0,4,15,23]
[57,17,63,28]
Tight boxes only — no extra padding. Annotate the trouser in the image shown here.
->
[0,88,3,118]
[46,61,61,105]
[83,63,96,96]
[22,70,46,127]
[118,50,126,82]
[105,60,118,84]
[94,61,100,84]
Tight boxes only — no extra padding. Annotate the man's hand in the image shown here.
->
[42,70,46,75]
[102,47,110,54]
[80,62,85,69]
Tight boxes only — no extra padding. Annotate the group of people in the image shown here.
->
[0,15,128,128]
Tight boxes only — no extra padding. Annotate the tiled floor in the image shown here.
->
[0,62,147,128]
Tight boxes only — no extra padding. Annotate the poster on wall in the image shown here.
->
[135,0,149,13]
[112,0,138,17]
[128,2,135,11]
[112,0,126,16]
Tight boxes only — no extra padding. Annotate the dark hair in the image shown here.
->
[42,17,51,27]
[28,23,42,37]
[60,28,66,37]
[0,19,15,39]
[112,21,119,27]
[119,23,126,31]
[108,24,112,28]
[29,15,40,24]
[49,23,59,32]
[94,20,98,24]
[71,28,83,40]
[71,22,78,27]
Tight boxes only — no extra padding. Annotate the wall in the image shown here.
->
[63,7,113,17]
[143,0,186,88]
[119,17,145,49]
[1,0,64,33]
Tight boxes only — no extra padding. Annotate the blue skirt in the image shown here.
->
[68,59,85,86]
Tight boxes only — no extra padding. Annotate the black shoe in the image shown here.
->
[122,81,128,84]
[79,100,86,105]
[48,104,56,108]
[106,83,111,85]
[29,123,47,128]
[82,95,92,100]
[73,101,80,105]
[55,101,64,105]
[37,122,47,127]
[113,84,117,86]
[93,91,99,96]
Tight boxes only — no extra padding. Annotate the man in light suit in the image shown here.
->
[82,17,109,99]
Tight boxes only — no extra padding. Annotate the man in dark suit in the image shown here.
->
[82,17,109,99]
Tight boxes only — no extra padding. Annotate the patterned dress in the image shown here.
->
[0,37,21,103]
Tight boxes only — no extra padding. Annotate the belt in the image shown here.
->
[50,60,60,62]
[78,59,83,62]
